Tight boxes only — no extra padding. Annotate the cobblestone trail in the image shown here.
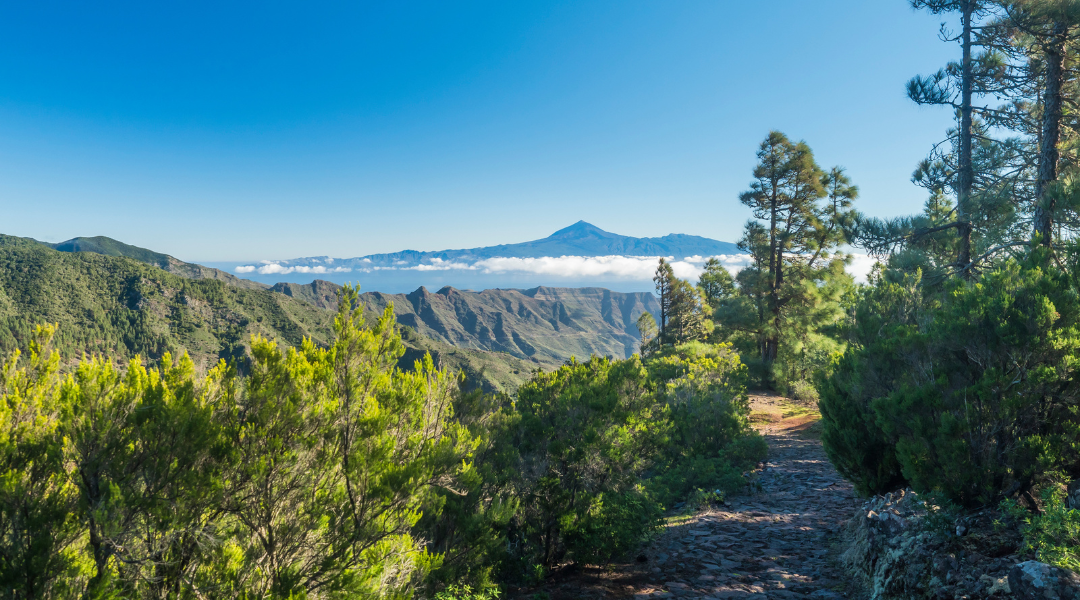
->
[628,423,860,599]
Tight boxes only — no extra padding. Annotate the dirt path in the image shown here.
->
[518,395,861,599]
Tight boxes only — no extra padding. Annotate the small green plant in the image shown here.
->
[789,380,819,404]
[686,488,725,509]
[917,491,961,541]
[1002,487,1080,573]
[434,584,501,600]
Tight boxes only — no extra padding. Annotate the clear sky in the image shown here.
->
[1,1,956,263]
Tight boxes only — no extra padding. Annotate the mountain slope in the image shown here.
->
[271,280,660,366]
[0,234,333,372]
[0,237,532,392]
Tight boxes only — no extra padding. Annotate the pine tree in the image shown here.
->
[667,279,708,345]
[1005,0,1080,245]
[697,258,736,310]
[636,311,658,357]
[736,131,827,364]
[907,0,996,268]
[653,259,675,345]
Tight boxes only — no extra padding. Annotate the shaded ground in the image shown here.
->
[512,394,861,599]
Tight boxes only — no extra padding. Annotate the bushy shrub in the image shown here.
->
[1003,486,1080,573]
[788,380,819,404]
[434,583,502,600]
[820,351,909,497]
[0,300,770,597]
[0,286,473,599]
[645,343,767,506]
[823,252,1080,506]
[420,390,521,593]
[511,356,667,573]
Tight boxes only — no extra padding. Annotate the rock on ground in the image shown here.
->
[1009,561,1080,600]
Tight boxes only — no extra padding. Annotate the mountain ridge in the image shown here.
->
[22,234,270,290]
[270,279,659,366]
[243,221,741,271]
[0,233,663,390]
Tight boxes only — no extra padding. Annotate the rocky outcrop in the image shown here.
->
[1010,561,1080,600]
[840,489,1080,599]
[1068,480,1080,511]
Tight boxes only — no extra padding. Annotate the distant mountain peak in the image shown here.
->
[548,221,613,239]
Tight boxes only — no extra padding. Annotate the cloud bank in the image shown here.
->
[235,263,354,275]
[235,254,878,282]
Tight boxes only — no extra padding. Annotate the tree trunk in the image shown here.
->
[765,192,779,363]
[957,1,974,271]
[1034,21,1067,246]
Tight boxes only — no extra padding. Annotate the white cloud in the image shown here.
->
[406,258,477,271]
[847,254,879,284]
[473,255,746,280]
[476,255,656,278]
[232,253,877,283]
[234,263,353,275]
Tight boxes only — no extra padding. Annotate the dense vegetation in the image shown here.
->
[10,0,1080,589]
[0,280,765,598]
[812,0,1080,575]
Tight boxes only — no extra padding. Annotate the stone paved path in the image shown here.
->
[625,403,860,599]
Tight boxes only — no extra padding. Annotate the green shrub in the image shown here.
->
[512,356,667,573]
[819,271,922,496]
[1,305,773,595]
[789,380,819,404]
[419,390,521,592]
[1003,486,1080,573]
[646,343,767,506]
[823,253,1080,505]
[820,349,908,496]
[434,583,502,600]
[877,255,1080,506]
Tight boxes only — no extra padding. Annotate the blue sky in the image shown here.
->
[1,1,955,263]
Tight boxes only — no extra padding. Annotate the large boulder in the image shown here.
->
[1009,561,1080,600]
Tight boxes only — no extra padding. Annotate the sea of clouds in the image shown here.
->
[234,263,354,275]
[234,253,878,283]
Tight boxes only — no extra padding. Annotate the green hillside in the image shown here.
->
[0,236,531,391]
[0,234,333,372]
[48,235,172,268]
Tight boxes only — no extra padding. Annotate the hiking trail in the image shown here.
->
[522,394,861,599]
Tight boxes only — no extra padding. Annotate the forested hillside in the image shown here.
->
[45,234,268,289]
[0,236,535,391]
